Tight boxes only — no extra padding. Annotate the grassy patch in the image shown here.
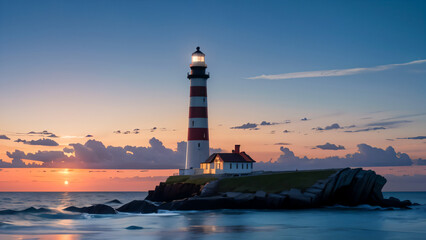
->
[165,175,190,184]
[217,169,338,193]
[165,175,217,185]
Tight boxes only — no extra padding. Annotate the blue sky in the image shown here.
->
[0,0,425,164]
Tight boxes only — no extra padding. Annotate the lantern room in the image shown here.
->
[191,47,207,67]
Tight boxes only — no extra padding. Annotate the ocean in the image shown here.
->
[0,192,425,240]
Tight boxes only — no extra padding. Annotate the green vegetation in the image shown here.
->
[216,169,338,193]
[166,175,217,185]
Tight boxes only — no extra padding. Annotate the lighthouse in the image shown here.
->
[183,47,210,175]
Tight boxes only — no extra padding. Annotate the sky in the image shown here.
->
[0,0,425,191]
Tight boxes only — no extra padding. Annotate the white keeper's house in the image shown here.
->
[200,145,256,174]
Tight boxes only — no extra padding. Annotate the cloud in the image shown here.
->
[366,120,411,128]
[0,135,10,140]
[382,112,426,121]
[256,144,413,171]
[114,129,143,134]
[313,123,341,131]
[282,130,292,133]
[63,147,74,153]
[3,138,222,169]
[248,59,426,80]
[232,121,288,130]
[344,127,386,133]
[274,142,291,146]
[230,123,259,130]
[301,118,309,121]
[397,136,426,140]
[14,138,59,146]
[86,135,94,138]
[259,121,278,126]
[315,142,345,150]
[47,134,59,138]
[414,159,426,165]
[28,130,56,136]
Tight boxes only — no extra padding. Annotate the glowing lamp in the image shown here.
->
[191,47,206,67]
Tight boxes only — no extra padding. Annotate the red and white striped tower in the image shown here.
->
[186,47,210,170]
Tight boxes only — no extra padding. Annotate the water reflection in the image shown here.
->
[181,225,275,234]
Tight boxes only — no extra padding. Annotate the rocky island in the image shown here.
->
[64,168,415,214]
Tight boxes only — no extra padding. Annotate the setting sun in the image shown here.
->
[64,180,69,185]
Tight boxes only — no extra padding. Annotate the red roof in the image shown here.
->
[204,152,256,163]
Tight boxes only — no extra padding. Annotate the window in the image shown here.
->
[203,98,206,103]
[192,120,194,126]
[198,143,200,148]
[230,163,232,169]
[236,164,238,169]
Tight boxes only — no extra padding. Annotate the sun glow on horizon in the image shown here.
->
[64,180,69,185]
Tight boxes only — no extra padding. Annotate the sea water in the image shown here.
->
[0,192,425,240]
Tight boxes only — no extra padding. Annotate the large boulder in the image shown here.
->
[200,180,220,197]
[381,197,412,209]
[64,204,116,214]
[116,200,158,214]
[145,182,202,202]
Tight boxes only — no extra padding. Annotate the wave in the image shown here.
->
[117,210,180,216]
[0,207,52,215]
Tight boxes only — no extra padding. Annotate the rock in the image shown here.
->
[117,200,158,214]
[367,174,387,205]
[145,182,202,202]
[159,196,236,210]
[200,180,219,197]
[233,193,256,209]
[283,189,313,208]
[321,169,345,204]
[255,191,267,198]
[126,226,144,230]
[380,197,412,209]
[105,199,122,204]
[148,168,413,210]
[225,192,242,198]
[265,193,287,209]
[64,204,116,214]
[304,186,323,196]
[234,193,255,201]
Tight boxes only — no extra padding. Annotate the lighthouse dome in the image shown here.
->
[191,47,206,67]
